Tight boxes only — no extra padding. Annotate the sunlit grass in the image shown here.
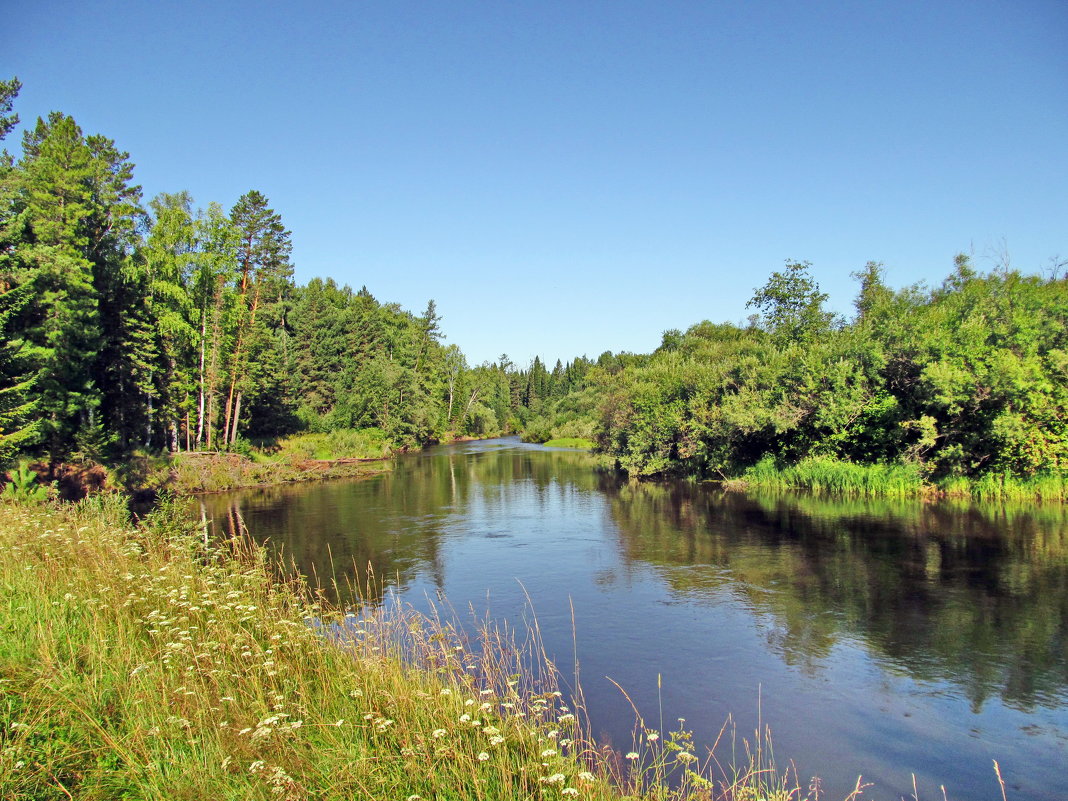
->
[543,438,596,450]
[963,471,1068,502]
[737,456,926,498]
[734,456,1067,502]
[273,428,392,462]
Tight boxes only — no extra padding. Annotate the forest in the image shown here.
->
[2,76,1066,494]
[0,78,571,467]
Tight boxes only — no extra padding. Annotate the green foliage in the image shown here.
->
[2,460,51,502]
[0,76,20,143]
[542,437,595,450]
[740,455,925,498]
[747,259,836,345]
[276,428,392,461]
[0,87,504,465]
[589,257,1068,492]
[0,282,40,466]
[1,82,1064,498]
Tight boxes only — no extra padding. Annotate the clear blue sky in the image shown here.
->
[5,1,1066,367]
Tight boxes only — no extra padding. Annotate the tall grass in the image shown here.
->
[543,438,596,450]
[0,495,886,800]
[738,456,926,498]
[274,428,392,461]
[961,471,1068,502]
[735,456,1067,502]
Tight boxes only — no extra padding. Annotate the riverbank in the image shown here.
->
[721,455,1068,502]
[0,496,854,801]
[30,429,513,499]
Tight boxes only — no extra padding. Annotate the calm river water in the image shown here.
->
[196,437,1068,800]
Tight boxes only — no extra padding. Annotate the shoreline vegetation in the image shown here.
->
[15,429,1066,504]
[518,261,1068,501]
[542,437,596,450]
[719,455,1068,502]
[0,495,870,801]
[21,430,511,499]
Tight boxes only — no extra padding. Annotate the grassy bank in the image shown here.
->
[76,429,396,497]
[168,451,391,495]
[543,438,596,450]
[730,455,1067,502]
[0,496,860,801]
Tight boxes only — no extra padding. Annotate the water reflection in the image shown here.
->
[602,482,1068,713]
[198,443,600,602]
[196,438,1068,800]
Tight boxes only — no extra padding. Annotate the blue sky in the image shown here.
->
[5,1,1066,367]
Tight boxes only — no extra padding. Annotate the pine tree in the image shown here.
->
[17,113,101,459]
[223,190,293,445]
[0,281,40,465]
[0,77,39,465]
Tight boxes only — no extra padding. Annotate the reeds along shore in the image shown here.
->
[0,494,849,801]
[730,455,1068,502]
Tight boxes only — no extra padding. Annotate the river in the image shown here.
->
[195,437,1068,800]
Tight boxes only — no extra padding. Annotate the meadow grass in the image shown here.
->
[0,494,874,801]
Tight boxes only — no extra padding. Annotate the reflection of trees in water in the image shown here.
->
[197,445,600,605]
[198,444,1068,711]
[604,482,1068,712]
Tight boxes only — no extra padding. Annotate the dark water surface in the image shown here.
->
[196,437,1068,800]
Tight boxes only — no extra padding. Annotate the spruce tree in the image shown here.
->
[17,113,101,460]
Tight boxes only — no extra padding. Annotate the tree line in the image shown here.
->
[0,79,552,466]
[3,77,1065,487]
[525,257,1068,484]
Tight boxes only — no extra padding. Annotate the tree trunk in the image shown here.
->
[222,369,237,447]
[461,388,481,422]
[196,305,207,448]
[145,392,153,449]
[223,282,261,446]
[230,391,242,445]
[204,275,226,451]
